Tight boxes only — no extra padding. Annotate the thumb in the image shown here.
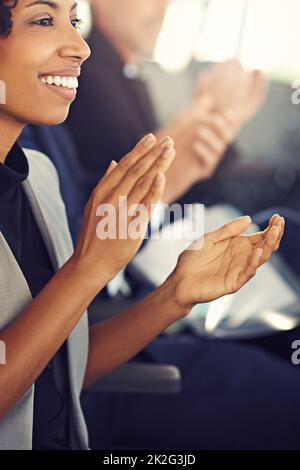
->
[194,92,215,112]
[208,216,252,243]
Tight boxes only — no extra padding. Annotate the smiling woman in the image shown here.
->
[0,0,91,130]
[0,0,286,453]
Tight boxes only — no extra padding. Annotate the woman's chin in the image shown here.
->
[32,109,70,126]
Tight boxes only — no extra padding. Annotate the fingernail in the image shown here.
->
[154,173,165,187]
[160,136,174,149]
[239,215,252,223]
[143,133,156,147]
[162,148,175,159]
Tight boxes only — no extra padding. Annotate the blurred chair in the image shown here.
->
[86,297,182,395]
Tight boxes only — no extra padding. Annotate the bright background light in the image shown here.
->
[78,0,92,38]
[78,0,300,81]
[154,0,300,80]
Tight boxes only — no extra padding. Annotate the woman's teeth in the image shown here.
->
[40,76,78,89]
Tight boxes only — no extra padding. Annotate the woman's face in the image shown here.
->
[0,0,91,126]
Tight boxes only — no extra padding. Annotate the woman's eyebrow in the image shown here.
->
[25,1,78,11]
[26,1,58,8]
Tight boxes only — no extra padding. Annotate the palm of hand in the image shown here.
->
[175,231,272,307]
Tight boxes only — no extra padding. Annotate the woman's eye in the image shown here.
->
[29,16,83,29]
[31,17,54,27]
[71,18,83,30]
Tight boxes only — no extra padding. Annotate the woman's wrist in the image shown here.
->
[63,254,112,298]
[160,273,193,323]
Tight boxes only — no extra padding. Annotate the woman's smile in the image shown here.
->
[38,67,80,102]
[0,0,90,126]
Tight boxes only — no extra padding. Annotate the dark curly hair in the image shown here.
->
[0,0,18,38]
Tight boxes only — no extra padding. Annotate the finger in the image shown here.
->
[273,216,285,250]
[118,133,157,172]
[116,138,174,199]
[222,109,239,126]
[248,214,281,245]
[237,247,263,288]
[126,174,167,238]
[193,93,215,113]
[89,160,119,204]
[195,126,225,155]
[260,226,280,263]
[259,216,284,247]
[193,141,220,173]
[102,160,118,181]
[127,148,175,208]
[268,214,281,227]
[93,133,157,194]
[246,70,269,116]
[248,230,267,246]
[262,214,280,231]
[208,113,236,144]
[193,146,220,180]
[141,173,167,219]
[118,137,174,195]
[207,216,252,244]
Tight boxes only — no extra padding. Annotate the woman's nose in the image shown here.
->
[59,26,91,65]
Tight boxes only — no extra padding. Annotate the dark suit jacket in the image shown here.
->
[66,26,157,196]
[66,25,240,209]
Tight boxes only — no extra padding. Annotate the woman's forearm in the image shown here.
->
[84,277,183,388]
[0,257,106,418]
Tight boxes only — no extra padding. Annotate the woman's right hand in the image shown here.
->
[71,133,175,287]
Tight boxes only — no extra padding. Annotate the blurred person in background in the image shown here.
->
[67,0,268,206]
[19,0,271,298]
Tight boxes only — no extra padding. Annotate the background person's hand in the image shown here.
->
[195,58,269,126]
[170,214,284,315]
[72,133,175,286]
[156,96,239,203]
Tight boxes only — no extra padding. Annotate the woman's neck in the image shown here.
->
[0,112,24,164]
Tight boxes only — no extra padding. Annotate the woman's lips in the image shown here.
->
[39,78,77,101]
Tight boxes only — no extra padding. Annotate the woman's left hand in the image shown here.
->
[170,214,285,315]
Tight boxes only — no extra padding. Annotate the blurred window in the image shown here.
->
[154,0,300,81]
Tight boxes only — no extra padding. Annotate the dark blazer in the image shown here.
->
[67,26,157,195]
[66,25,240,209]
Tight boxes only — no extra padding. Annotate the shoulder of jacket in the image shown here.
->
[22,147,60,190]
